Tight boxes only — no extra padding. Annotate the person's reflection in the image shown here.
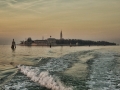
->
[11,47,16,67]
[12,48,15,52]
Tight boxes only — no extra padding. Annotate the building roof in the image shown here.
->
[47,38,56,40]
[34,40,47,41]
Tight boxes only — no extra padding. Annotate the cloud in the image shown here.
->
[0,0,82,15]
[0,0,45,14]
[0,0,120,44]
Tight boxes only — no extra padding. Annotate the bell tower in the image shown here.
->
[60,30,62,40]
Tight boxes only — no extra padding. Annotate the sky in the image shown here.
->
[0,0,120,44]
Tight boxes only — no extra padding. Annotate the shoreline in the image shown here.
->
[18,44,117,47]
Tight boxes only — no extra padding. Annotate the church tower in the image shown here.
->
[60,30,62,40]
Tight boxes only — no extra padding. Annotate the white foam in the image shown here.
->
[4,82,29,90]
[86,51,119,90]
[18,65,72,90]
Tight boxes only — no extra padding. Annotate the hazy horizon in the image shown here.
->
[0,0,120,44]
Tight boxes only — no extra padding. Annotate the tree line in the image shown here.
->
[56,39,116,46]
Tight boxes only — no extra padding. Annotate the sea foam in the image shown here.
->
[17,65,72,90]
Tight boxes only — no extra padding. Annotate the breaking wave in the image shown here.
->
[17,65,72,90]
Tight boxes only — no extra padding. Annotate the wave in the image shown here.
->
[17,65,72,90]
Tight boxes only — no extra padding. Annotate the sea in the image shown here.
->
[0,45,120,90]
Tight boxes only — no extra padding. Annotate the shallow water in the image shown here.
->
[0,45,120,90]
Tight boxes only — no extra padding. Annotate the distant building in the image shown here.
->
[47,37,56,45]
[34,40,47,46]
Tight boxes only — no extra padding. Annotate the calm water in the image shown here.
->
[0,45,120,90]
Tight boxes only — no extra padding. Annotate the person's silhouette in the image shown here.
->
[11,39,16,49]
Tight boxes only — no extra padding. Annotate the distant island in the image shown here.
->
[19,31,116,46]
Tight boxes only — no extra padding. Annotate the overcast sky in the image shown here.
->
[0,0,120,44]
